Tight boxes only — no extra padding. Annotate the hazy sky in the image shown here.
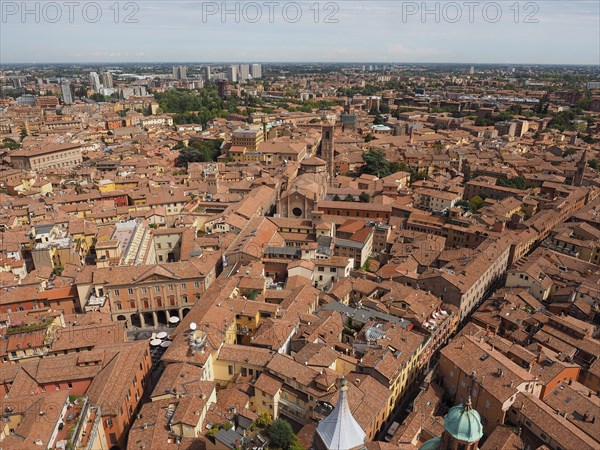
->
[1,0,598,64]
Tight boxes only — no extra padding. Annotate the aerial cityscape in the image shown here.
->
[0,2,600,450]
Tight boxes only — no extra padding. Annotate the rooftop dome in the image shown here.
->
[443,397,483,443]
[418,436,441,450]
[301,156,327,166]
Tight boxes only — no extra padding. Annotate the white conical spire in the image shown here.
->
[316,378,366,450]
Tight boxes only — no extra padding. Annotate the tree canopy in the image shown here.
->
[361,149,409,178]
[496,176,536,191]
[359,192,371,203]
[176,139,223,167]
[1,138,20,151]
[153,86,241,126]
[267,419,303,450]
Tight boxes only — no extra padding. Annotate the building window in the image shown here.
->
[228,365,233,375]
[113,289,120,296]
[181,283,186,290]
[182,295,188,303]
[168,284,174,291]
[141,287,147,294]
[128,288,133,295]
[155,286,160,292]
[115,302,122,310]
[194,281,200,288]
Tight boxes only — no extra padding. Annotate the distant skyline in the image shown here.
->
[1,1,599,65]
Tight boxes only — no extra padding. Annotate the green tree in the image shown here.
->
[373,114,385,125]
[255,412,272,428]
[332,194,341,201]
[361,148,390,177]
[89,93,108,102]
[410,170,429,182]
[469,195,485,211]
[268,419,296,450]
[588,159,599,170]
[0,138,20,150]
[455,199,470,209]
[344,194,355,202]
[359,192,371,203]
[176,139,223,167]
[152,86,241,127]
[496,176,535,191]
[432,140,444,151]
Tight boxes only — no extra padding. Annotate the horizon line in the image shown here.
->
[2,61,599,67]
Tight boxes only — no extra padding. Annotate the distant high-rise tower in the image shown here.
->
[228,65,238,83]
[61,81,73,104]
[250,63,262,79]
[469,66,475,75]
[573,149,587,186]
[101,71,113,88]
[203,65,211,81]
[172,66,187,80]
[89,72,101,91]
[321,122,335,182]
[239,64,250,81]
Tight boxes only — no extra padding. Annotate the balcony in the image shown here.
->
[278,397,307,424]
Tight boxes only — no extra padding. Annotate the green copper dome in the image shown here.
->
[443,397,483,443]
[418,436,441,450]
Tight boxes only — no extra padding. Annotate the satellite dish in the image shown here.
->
[190,322,197,331]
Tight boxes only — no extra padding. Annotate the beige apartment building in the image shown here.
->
[75,254,221,327]
[10,143,83,171]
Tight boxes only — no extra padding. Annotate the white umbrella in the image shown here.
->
[160,341,172,348]
[156,332,168,339]
[150,339,163,346]
[169,316,180,324]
